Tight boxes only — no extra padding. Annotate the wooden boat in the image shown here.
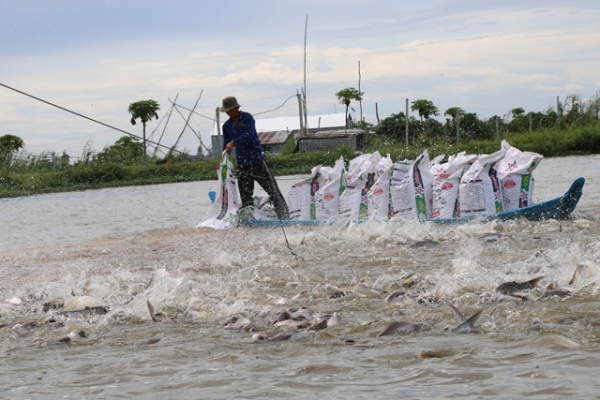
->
[234,177,585,228]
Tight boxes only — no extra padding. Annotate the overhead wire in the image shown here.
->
[0,82,187,155]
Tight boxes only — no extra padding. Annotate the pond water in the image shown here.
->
[1,155,599,399]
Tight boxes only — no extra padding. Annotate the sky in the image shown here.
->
[1,0,599,159]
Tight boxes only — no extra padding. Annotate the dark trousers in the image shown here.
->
[236,161,289,220]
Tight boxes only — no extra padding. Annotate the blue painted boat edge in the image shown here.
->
[234,177,585,228]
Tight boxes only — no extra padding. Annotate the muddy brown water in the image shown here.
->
[1,155,599,399]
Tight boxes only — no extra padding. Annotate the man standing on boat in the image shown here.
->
[221,96,290,220]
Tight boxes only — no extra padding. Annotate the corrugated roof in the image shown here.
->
[257,131,289,145]
[305,128,365,139]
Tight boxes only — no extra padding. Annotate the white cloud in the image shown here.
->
[2,2,600,157]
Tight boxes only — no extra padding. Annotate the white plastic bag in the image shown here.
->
[430,152,477,219]
[459,149,506,217]
[497,140,543,211]
[314,157,346,220]
[288,165,329,220]
[367,155,394,221]
[389,150,434,221]
[197,154,240,229]
[339,152,381,220]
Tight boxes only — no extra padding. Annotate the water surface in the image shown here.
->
[1,155,600,399]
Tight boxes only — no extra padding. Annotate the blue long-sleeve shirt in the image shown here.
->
[222,111,266,165]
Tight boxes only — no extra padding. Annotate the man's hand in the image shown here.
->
[225,141,236,154]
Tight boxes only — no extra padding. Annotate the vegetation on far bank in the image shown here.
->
[2,93,600,198]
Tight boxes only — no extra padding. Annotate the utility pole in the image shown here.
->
[358,60,363,124]
[405,98,409,148]
[216,107,222,157]
[456,108,460,145]
[303,14,308,135]
[495,116,499,140]
[296,91,304,139]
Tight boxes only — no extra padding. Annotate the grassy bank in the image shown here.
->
[1,122,599,198]
[0,159,220,198]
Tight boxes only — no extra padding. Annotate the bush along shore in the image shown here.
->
[1,120,600,199]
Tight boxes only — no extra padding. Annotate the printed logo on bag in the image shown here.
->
[373,187,384,196]
[441,182,453,190]
[504,180,516,188]
[324,192,335,201]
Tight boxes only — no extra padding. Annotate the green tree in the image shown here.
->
[97,135,144,164]
[128,100,160,155]
[411,99,439,122]
[0,134,25,172]
[0,134,24,154]
[444,107,465,119]
[335,87,363,133]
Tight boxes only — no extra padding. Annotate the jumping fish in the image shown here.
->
[447,304,483,334]
[147,299,158,322]
[496,276,544,294]
[376,321,422,337]
[569,262,594,286]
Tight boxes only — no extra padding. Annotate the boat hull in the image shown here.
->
[237,177,585,228]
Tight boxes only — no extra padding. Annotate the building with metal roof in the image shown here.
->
[210,113,352,157]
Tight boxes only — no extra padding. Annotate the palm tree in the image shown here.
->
[128,100,160,155]
[411,99,439,122]
[335,87,364,133]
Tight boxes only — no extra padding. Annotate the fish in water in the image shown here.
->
[55,330,87,344]
[409,239,439,249]
[327,312,341,328]
[252,331,292,342]
[59,306,109,318]
[479,233,503,242]
[274,319,311,329]
[289,307,316,320]
[384,290,406,303]
[0,302,19,310]
[224,317,256,332]
[478,233,517,242]
[447,304,483,334]
[542,283,573,299]
[376,321,423,337]
[529,321,545,332]
[496,277,544,294]
[0,320,37,330]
